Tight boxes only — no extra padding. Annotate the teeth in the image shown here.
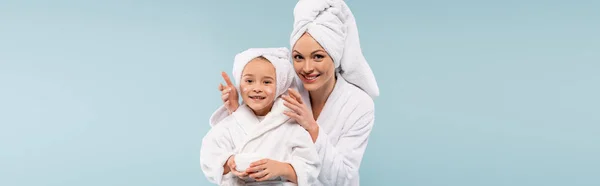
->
[305,75,318,80]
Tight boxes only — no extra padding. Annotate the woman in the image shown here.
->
[211,0,379,185]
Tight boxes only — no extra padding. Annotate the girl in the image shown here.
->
[200,48,320,186]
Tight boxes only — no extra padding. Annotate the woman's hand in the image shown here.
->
[225,155,248,179]
[218,71,239,114]
[282,88,319,141]
[245,159,297,183]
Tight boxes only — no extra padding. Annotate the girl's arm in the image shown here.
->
[200,124,235,185]
[245,126,320,185]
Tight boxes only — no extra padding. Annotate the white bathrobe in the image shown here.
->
[200,98,321,186]
[295,75,374,186]
[288,0,379,184]
[209,75,374,186]
[209,0,380,184]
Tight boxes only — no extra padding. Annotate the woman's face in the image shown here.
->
[240,58,277,116]
[292,33,336,92]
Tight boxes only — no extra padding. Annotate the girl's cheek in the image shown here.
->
[264,88,274,95]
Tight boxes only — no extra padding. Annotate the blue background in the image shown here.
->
[1,0,599,185]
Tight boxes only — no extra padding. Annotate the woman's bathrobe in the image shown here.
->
[200,98,321,186]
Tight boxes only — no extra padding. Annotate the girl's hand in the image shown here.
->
[218,72,239,114]
[226,155,248,179]
[245,159,296,183]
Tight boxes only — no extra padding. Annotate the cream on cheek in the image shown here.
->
[264,88,274,95]
[242,86,250,93]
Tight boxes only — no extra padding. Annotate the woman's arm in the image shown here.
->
[314,110,375,186]
[282,89,375,185]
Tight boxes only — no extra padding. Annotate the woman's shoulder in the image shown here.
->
[335,77,375,112]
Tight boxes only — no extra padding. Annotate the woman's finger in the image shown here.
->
[286,89,299,102]
[288,88,303,104]
[282,95,301,106]
[284,111,301,121]
[287,89,297,99]
[283,102,303,115]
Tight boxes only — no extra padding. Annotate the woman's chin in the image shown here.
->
[303,82,323,92]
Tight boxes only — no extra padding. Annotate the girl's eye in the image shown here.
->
[264,81,272,84]
[245,79,253,83]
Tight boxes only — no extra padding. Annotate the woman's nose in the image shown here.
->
[303,61,314,73]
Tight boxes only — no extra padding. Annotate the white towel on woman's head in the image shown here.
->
[290,0,380,99]
[232,47,295,98]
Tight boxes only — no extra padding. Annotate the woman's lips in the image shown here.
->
[302,74,320,83]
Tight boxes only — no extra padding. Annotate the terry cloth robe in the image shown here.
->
[200,98,321,186]
[294,74,375,186]
[209,75,375,186]
[288,0,379,184]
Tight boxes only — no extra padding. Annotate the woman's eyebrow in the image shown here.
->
[311,50,325,55]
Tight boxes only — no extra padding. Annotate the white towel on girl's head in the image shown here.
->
[232,47,296,98]
[290,0,380,99]
[209,47,296,127]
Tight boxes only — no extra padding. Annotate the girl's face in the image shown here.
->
[292,33,336,92]
[240,57,277,116]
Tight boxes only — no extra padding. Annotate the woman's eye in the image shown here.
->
[293,55,304,60]
[314,54,324,60]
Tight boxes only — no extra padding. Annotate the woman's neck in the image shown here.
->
[309,76,337,109]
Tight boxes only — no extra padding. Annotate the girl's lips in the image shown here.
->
[249,95,266,101]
